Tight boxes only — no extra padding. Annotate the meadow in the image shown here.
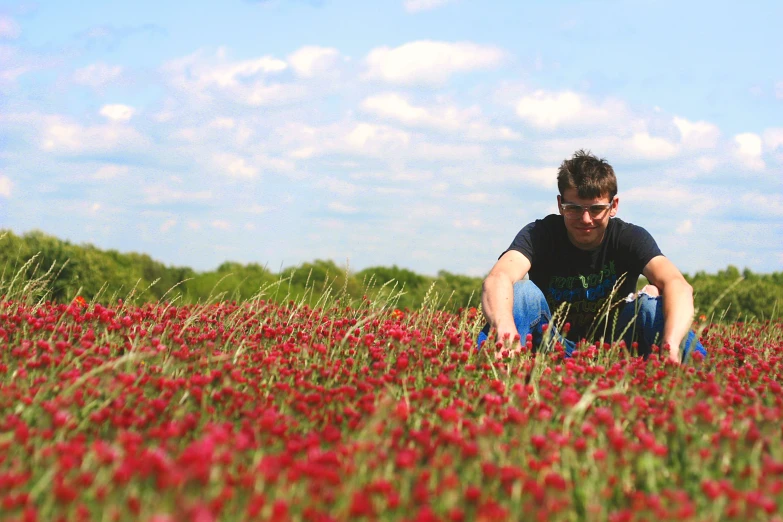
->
[0,265,782,521]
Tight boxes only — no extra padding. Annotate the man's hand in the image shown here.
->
[481,251,532,361]
[663,342,681,365]
[494,328,522,360]
[642,256,695,367]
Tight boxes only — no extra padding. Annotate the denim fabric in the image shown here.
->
[477,280,707,362]
[616,290,707,362]
[477,280,576,356]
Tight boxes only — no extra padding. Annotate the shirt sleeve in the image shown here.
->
[501,220,540,265]
[627,224,662,272]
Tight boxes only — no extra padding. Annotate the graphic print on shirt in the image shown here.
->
[545,261,620,330]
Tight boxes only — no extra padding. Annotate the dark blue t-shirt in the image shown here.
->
[504,215,662,342]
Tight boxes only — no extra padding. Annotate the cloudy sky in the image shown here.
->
[1,0,781,277]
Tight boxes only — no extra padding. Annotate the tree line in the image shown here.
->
[1,229,780,321]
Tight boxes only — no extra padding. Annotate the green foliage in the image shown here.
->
[1,229,781,320]
[685,265,783,321]
[0,230,190,304]
[184,262,276,304]
[433,270,482,311]
[356,265,429,309]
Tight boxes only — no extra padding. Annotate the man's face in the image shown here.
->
[557,188,618,250]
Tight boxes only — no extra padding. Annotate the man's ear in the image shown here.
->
[556,195,563,214]
[610,196,619,217]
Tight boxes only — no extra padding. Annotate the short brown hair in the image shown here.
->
[557,149,617,200]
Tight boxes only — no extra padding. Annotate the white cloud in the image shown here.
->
[739,192,783,217]
[160,219,177,233]
[457,193,491,203]
[288,46,340,78]
[411,249,435,260]
[516,166,559,188]
[212,220,231,230]
[327,202,359,214]
[361,92,520,140]
[0,15,20,39]
[733,132,765,171]
[675,219,693,235]
[173,128,198,142]
[622,185,719,215]
[0,64,30,84]
[319,177,359,197]
[673,116,720,149]
[73,63,123,87]
[143,185,212,205]
[629,132,679,160]
[534,136,626,163]
[244,82,306,106]
[56,200,114,218]
[172,118,253,147]
[763,128,783,150]
[162,49,301,106]
[351,168,432,183]
[100,104,135,122]
[289,146,317,159]
[237,125,254,146]
[313,218,347,232]
[213,153,258,179]
[345,122,410,153]
[453,217,484,229]
[404,0,455,13]
[192,50,287,88]
[40,117,148,153]
[362,92,443,126]
[245,204,270,214]
[481,126,522,141]
[278,122,350,159]
[413,142,484,161]
[536,130,683,164]
[443,164,557,188]
[0,46,49,84]
[255,153,295,173]
[409,203,445,218]
[696,156,718,173]
[515,90,627,130]
[280,118,491,162]
[209,117,235,129]
[776,81,783,100]
[0,175,12,197]
[93,164,129,180]
[211,152,293,178]
[365,40,504,85]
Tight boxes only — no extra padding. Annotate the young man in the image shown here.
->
[479,150,706,363]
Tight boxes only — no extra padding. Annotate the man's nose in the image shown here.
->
[580,209,592,223]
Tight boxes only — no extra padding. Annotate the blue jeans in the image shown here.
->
[477,279,707,362]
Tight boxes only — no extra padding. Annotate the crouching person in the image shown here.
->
[478,150,706,363]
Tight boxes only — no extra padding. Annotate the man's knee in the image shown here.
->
[638,284,660,298]
[512,279,547,306]
[626,285,661,296]
[620,286,664,349]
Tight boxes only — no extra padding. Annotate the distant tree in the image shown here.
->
[1,229,780,320]
[434,270,483,312]
[356,265,430,309]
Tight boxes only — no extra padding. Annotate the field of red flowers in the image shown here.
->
[0,290,782,521]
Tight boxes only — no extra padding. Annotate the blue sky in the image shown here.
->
[1,0,781,277]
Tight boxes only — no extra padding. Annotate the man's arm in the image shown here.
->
[642,255,694,363]
[481,250,531,354]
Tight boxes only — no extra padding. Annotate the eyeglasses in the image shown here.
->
[560,200,614,219]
